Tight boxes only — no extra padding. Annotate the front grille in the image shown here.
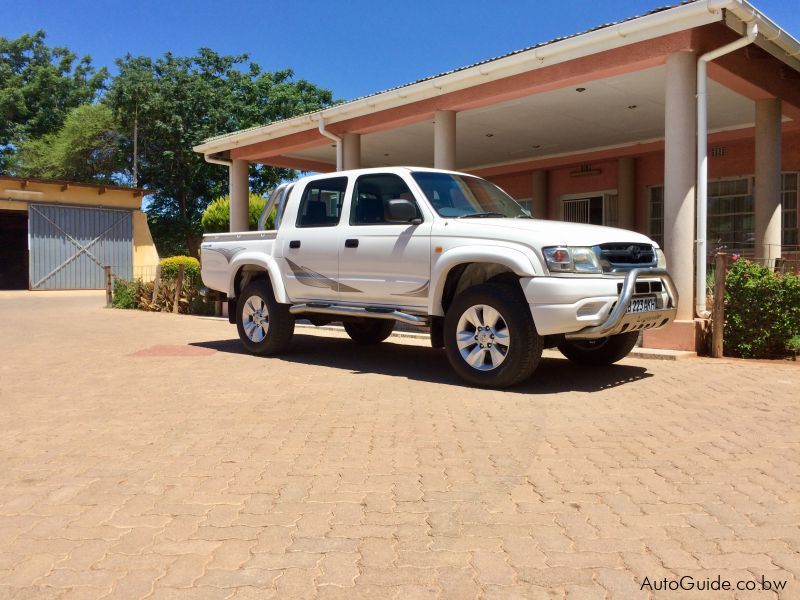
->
[617,281,663,294]
[598,243,656,267]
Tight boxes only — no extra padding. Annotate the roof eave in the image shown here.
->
[194,0,800,158]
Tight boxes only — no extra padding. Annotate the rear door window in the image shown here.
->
[296,177,348,227]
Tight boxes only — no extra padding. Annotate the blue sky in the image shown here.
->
[4,0,799,102]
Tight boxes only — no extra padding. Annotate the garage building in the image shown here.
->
[0,176,159,290]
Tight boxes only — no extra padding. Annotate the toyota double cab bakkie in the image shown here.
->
[200,167,677,388]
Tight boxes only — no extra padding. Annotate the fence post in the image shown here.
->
[152,264,162,305]
[172,264,185,314]
[104,265,113,307]
[712,252,727,358]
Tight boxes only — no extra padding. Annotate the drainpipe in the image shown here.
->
[695,22,758,317]
[317,117,343,171]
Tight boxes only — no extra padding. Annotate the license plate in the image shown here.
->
[627,295,657,314]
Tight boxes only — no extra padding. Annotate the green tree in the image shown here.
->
[0,30,107,171]
[12,104,123,183]
[106,49,334,256]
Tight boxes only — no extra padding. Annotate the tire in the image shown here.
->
[444,283,542,388]
[557,331,639,366]
[343,318,395,344]
[236,280,294,355]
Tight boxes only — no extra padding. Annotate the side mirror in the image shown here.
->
[386,198,422,224]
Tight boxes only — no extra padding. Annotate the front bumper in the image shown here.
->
[521,268,678,339]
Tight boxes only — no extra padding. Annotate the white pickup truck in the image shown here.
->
[200,167,677,387]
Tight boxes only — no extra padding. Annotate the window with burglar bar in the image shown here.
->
[648,174,800,250]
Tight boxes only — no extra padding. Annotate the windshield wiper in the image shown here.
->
[456,211,507,218]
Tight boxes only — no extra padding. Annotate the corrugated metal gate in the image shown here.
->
[28,204,133,289]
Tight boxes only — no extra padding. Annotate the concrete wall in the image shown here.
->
[486,129,800,236]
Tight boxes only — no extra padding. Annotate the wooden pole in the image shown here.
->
[711,252,727,358]
[152,264,162,305]
[104,266,112,307]
[172,264,185,314]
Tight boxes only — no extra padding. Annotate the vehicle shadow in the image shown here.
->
[191,332,652,394]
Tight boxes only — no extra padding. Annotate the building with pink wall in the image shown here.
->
[194,0,800,351]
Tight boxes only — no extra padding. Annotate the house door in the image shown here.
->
[0,211,29,290]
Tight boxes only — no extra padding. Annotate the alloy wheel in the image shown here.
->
[241,295,269,343]
[455,304,511,371]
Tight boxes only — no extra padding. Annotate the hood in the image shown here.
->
[438,218,657,248]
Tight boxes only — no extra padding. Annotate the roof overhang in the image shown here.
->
[0,175,151,197]
[193,0,800,162]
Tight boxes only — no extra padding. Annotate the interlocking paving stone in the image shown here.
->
[0,290,798,598]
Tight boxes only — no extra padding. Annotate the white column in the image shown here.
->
[617,157,636,231]
[342,132,361,170]
[754,98,782,265]
[663,52,696,321]
[531,170,547,218]
[229,159,249,232]
[434,110,456,170]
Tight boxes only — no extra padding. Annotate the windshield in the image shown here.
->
[411,172,530,218]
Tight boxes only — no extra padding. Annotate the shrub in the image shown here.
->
[723,258,800,358]
[201,193,272,233]
[159,256,200,282]
[134,277,213,315]
[111,278,137,309]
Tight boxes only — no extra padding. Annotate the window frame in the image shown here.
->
[782,172,798,247]
[295,176,349,229]
[647,173,799,251]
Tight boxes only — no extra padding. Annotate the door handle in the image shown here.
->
[344,239,359,248]
[289,240,301,249]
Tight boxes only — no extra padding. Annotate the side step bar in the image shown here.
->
[289,303,429,327]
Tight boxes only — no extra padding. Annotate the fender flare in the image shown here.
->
[227,254,288,304]
[428,245,542,316]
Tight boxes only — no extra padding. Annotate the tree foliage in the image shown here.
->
[201,193,270,233]
[105,49,334,255]
[12,104,123,183]
[0,31,106,170]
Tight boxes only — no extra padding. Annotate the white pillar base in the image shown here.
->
[663,51,696,321]
[754,98,782,265]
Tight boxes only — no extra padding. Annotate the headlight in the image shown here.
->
[656,248,667,268]
[542,246,602,274]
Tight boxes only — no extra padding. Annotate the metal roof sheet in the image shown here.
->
[200,1,696,146]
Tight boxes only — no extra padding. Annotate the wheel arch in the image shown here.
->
[228,256,288,303]
[428,247,539,316]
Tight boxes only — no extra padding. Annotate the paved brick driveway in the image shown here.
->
[0,291,798,599]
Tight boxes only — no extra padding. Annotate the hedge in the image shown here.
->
[723,257,800,358]
[159,255,200,282]
[201,193,272,233]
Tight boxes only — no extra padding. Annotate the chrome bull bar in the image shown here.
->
[564,268,679,340]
